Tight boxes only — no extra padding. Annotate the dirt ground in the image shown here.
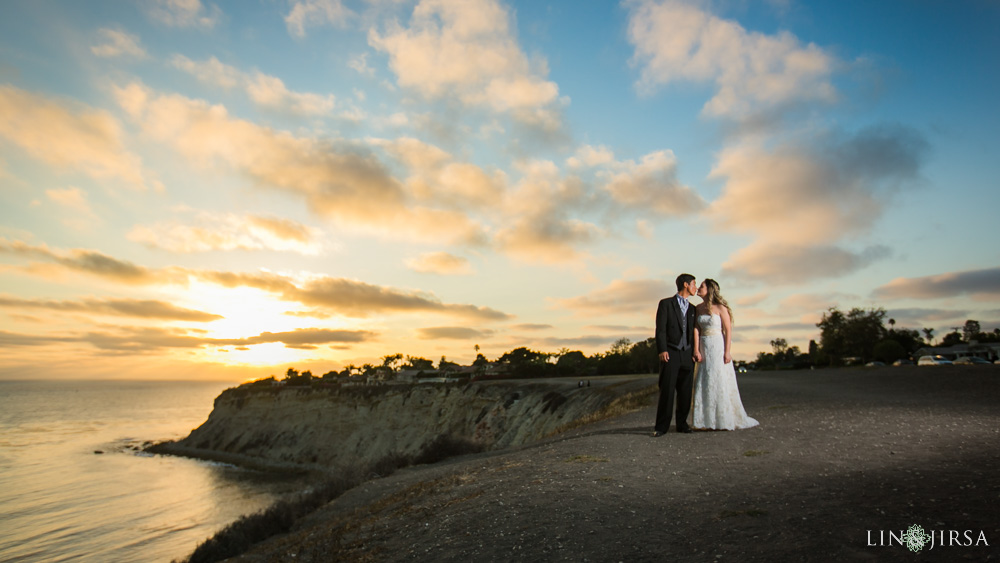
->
[228,366,1000,562]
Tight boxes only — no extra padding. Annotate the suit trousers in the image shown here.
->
[655,348,694,433]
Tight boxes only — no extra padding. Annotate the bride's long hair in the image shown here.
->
[703,278,734,325]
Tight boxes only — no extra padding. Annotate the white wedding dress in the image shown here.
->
[692,313,759,431]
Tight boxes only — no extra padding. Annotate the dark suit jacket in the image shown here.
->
[655,295,696,354]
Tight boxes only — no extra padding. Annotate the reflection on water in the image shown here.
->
[0,380,309,563]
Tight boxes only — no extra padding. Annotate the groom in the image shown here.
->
[653,273,698,436]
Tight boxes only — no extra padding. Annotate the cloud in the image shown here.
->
[736,293,767,307]
[778,292,858,315]
[280,276,511,320]
[0,330,77,347]
[722,242,891,285]
[246,72,336,115]
[873,267,1000,301]
[405,251,474,275]
[128,212,326,254]
[557,278,672,316]
[46,187,100,229]
[170,55,243,89]
[348,53,375,76]
[626,0,837,119]
[511,323,552,331]
[0,85,151,190]
[145,0,221,28]
[285,0,353,37]
[0,238,164,284]
[710,125,927,283]
[171,56,336,116]
[566,145,615,169]
[709,125,927,245]
[883,308,970,327]
[369,0,563,127]
[1,238,511,321]
[194,269,511,321]
[494,159,601,263]
[375,136,505,210]
[114,82,485,244]
[79,325,375,352]
[599,149,706,216]
[417,326,494,340]
[584,324,647,333]
[91,28,147,58]
[0,295,222,322]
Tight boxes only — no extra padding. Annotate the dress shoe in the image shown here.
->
[651,430,665,437]
[678,427,693,433]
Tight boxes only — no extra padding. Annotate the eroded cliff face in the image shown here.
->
[164,379,649,473]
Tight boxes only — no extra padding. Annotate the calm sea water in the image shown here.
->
[0,380,309,563]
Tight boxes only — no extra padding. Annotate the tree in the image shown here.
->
[817,307,887,365]
[770,338,788,356]
[888,318,896,331]
[922,327,935,345]
[963,320,982,342]
[498,347,552,377]
[555,350,589,375]
[381,353,403,372]
[873,339,907,363]
[941,331,963,347]
[628,337,659,374]
[404,356,434,370]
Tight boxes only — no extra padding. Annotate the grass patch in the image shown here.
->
[564,455,610,463]
[743,450,770,457]
[719,509,769,519]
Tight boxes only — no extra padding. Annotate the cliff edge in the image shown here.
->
[155,375,657,474]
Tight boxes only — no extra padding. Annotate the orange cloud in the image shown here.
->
[0,295,222,322]
[405,252,474,275]
[115,82,487,245]
[0,86,152,190]
[416,327,494,340]
[128,212,326,255]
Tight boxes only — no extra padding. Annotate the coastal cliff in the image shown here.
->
[157,377,656,473]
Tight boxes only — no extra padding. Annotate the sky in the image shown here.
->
[1,0,999,380]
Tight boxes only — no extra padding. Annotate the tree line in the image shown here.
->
[253,307,998,385]
[755,308,999,369]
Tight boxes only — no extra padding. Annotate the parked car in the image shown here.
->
[918,355,953,366]
[954,356,993,365]
[865,361,886,367]
[892,358,914,366]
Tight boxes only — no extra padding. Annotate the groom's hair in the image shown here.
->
[675,273,695,291]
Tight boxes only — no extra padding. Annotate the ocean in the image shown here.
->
[0,380,310,563]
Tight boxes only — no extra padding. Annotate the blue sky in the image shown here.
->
[1,0,998,379]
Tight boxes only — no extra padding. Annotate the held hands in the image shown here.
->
[694,351,702,363]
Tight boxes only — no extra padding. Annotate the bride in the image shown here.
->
[691,279,758,431]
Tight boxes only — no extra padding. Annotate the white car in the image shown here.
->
[918,355,953,366]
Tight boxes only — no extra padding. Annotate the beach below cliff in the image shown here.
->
[221,366,1000,562]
